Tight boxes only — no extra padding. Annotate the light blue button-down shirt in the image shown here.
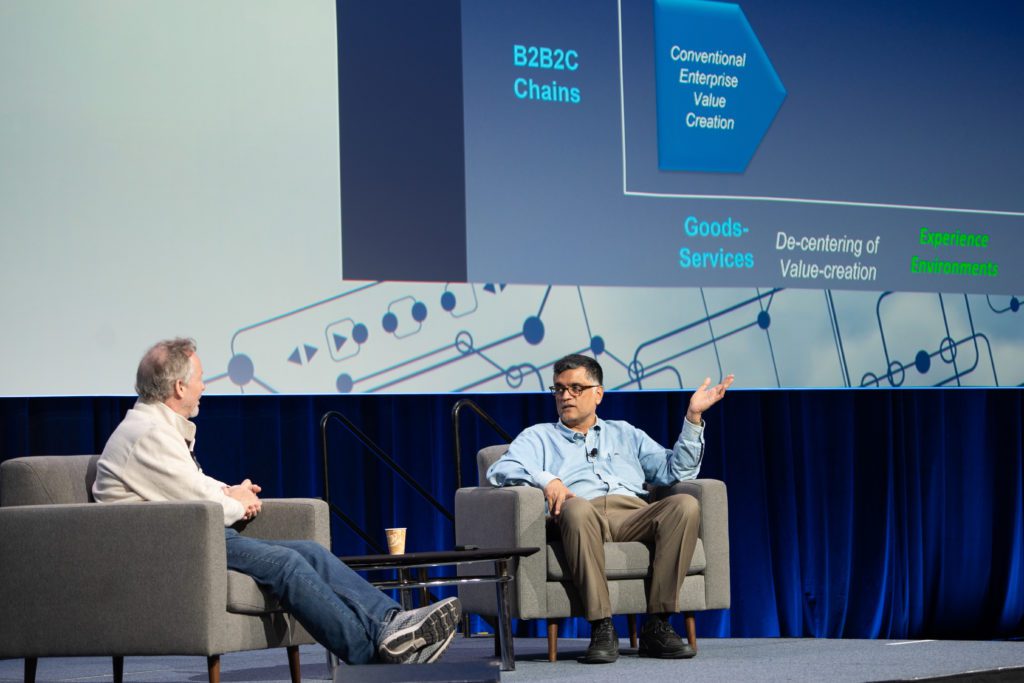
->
[486,417,705,500]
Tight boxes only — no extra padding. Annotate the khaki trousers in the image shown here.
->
[557,493,700,621]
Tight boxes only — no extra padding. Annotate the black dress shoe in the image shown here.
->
[580,617,619,664]
[638,617,696,659]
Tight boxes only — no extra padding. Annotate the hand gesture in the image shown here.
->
[686,374,735,425]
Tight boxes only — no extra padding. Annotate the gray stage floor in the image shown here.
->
[2,636,1022,682]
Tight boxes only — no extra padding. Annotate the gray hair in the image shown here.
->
[553,353,603,385]
[135,338,197,403]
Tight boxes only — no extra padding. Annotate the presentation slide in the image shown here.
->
[460,0,1023,293]
[1,0,1021,396]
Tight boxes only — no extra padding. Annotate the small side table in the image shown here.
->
[338,546,539,671]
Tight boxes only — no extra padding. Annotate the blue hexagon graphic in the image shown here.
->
[653,0,786,173]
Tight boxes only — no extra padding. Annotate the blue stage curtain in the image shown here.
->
[2,389,1022,640]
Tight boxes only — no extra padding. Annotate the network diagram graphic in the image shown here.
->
[204,1,1022,396]
[205,283,1022,395]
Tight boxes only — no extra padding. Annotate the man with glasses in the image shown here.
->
[486,353,733,664]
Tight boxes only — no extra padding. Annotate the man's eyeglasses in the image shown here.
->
[549,383,601,397]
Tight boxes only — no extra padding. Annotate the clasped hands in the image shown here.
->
[223,478,262,520]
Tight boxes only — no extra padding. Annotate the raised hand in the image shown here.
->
[685,374,735,425]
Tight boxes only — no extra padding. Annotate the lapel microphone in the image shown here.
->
[587,448,598,462]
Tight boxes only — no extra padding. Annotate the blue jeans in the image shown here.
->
[225,529,400,664]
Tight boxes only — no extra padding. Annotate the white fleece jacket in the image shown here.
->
[93,400,245,526]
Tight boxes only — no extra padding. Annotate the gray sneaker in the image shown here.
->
[377,597,461,664]
[409,627,457,664]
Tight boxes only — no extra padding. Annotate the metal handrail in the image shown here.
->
[320,410,454,554]
[450,399,514,490]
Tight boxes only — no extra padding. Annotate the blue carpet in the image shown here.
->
[2,637,1023,682]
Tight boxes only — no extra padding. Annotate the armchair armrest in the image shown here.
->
[659,478,730,609]
[454,485,548,618]
[455,485,546,550]
[237,498,330,548]
[0,500,228,658]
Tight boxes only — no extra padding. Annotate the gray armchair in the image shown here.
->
[0,455,330,683]
[455,445,730,661]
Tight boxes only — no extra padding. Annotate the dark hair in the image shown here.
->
[135,337,196,403]
[552,354,603,385]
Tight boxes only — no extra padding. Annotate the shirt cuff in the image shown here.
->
[534,471,558,490]
[681,417,704,439]
[221,496,246,526]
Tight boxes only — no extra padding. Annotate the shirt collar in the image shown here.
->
[134,399,197,445]
[555,416,604,442]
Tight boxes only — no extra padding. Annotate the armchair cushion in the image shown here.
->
[227,570,283,614]
[545,538,707,582]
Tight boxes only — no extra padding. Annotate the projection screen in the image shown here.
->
[1,0,1021,395]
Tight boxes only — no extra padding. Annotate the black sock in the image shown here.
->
[647,613,672,627]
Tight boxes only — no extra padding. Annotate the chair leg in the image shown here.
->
[627,614,638,649]
[547,620,559,662]
[287,645,301,683]
[25,658,37,683]
[112,655,124,683]
[325,650,340,680]
[207,654,221,683]
[479,615,500,658]
[684,612,697,652]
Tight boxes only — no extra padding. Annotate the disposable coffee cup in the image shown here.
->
[385,527,406,555]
